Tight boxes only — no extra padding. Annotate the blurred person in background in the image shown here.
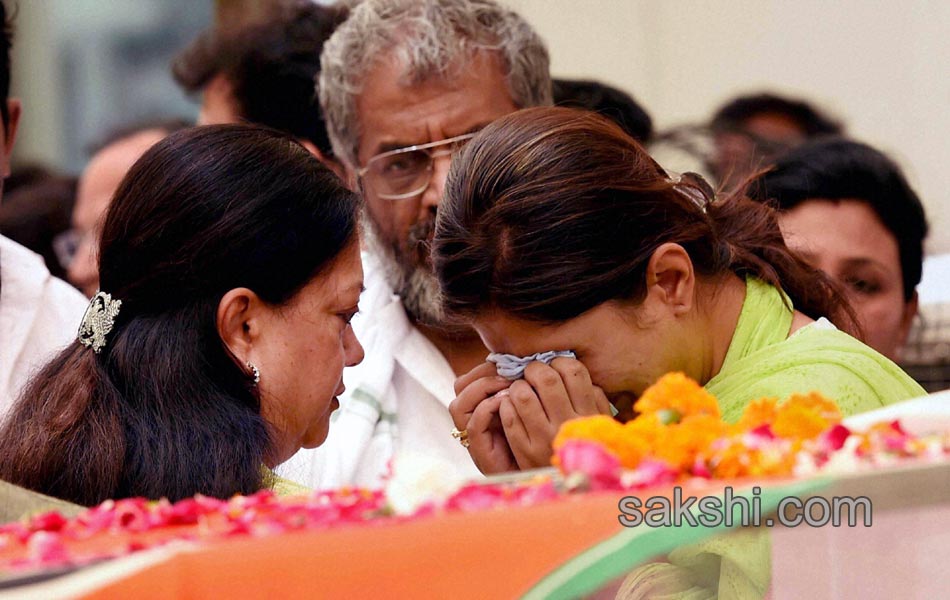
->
[711,92,842,189]
[281,0,552,491]
[0,166,77,279]
[62,121,186,298]
[552,78,652,143]
[752,138,927,362]
[0,0,87,417]
[172,0,347,176]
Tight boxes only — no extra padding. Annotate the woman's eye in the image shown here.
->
[339,309,359,325]
[846,277,881,296]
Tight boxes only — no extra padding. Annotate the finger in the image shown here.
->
[498,393,532,466]
[468,393,503,447]
[549,357,600,415]
[506,380,553,445]
[502,395,554,469]
[448,375,511,430]
[591,385,613,416]
[523,361,574,423]
[468,392,516,473]
[454,361,500,396]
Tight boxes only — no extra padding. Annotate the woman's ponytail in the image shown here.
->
[0,343,126,506]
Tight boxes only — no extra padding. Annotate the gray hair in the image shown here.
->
[319,0,552,168]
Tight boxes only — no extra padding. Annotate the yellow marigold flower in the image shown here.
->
[554,415,650,469]
[707,439,796,479]
[773,392,842,441]
[634,372,721,420]
[735,397,779,431]
[746,446,797,478]
[553,415,622,448]
[706,440,748,479]
[623,413,662,445]
[783,392,842,422]
[653,415,729,471]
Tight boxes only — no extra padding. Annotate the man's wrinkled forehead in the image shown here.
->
[354,51,516,164]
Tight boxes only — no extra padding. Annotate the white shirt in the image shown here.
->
[280,251,483,490]
[0,235,87,419]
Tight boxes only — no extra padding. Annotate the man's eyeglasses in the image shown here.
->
[357,132,476,201]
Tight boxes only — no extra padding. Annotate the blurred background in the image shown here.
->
[8,0,950,249]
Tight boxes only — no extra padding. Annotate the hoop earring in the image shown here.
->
[247,362,261,385]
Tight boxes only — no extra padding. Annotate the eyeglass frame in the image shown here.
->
[355,132,477,201]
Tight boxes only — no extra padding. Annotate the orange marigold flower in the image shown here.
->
[706,440,748,479]
[773,392,842,441]
[736,397,779,431]
[634,372,721,420]
[554,416,650,469]
[653,415,729,471]
[623,413,663,445]
[706,439,797,479]
[783,392,842,423]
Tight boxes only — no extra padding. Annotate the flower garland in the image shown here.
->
[553,372,950,488]
[3,373,947,574]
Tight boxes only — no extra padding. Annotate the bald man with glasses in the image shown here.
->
[280,0,552,490]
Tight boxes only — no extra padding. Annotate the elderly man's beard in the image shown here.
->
[363,213,466,333]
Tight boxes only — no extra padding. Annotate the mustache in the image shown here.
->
[407,217,437,263]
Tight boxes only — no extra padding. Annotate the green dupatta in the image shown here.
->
[620,277,924,600]
[706,276,923,422]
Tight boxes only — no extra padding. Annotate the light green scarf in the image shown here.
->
[706,276,924,422]
[620,277,925,600]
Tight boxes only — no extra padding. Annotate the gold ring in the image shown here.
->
[451,427,470,448]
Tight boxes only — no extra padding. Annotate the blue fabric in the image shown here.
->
[487,350,576,380]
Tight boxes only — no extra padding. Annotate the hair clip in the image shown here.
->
[670,171,715,213]
[78,291,123,353]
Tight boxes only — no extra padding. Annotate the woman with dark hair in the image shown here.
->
[434,106,923,598]
[751,138,927,361]
[0,124,364,506]
[434,107,923,473]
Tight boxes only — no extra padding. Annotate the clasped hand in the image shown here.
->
[449,357,613,474]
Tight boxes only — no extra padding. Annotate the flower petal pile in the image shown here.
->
[0,477,558,573]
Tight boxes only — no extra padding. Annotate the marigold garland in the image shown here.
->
[633,371,721,420]
[556,372,865,480]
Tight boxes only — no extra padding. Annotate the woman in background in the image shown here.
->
[751,137,927,361]
[0,125,364,505]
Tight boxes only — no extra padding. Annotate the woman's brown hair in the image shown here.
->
[433,106,855,329]
[0,125,359,506]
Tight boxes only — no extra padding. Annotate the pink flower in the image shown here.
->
[557,440,622,489]
[29,511,68,533]
[623,460,678,488]
[819,424,851,452]
[114,499,152,532]
[515,481,559,505]
[162,498,203,526]
[691,457,712,478]
[27,531,68,565]
[742,425,776,449]
[445,484,508,511]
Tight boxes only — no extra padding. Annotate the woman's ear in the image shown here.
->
[216,287,262,363]
[645,243,695,315]
[896,291,919,352]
